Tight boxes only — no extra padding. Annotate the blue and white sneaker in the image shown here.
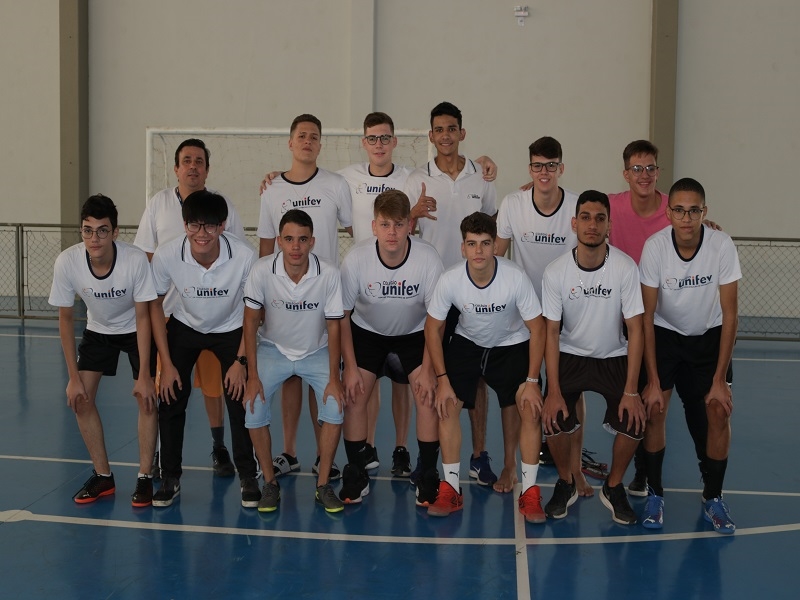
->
[642,486,664,529]
[469,451,498,486]
[704,496,735,534]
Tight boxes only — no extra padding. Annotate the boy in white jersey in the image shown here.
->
[242,209,346,513]
[49,195,158,507]
[338,190,443,506]
[639,178,740,533]
[541,191,646,525]
[257,114,352,483]
[149,191,259,508]
[496,136,606,500]
[135,138,245,478]
[424,212,545,517]
[406,101,501,490]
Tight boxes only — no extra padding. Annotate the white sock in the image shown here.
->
[521,462,539,493]
[442,462,460,491]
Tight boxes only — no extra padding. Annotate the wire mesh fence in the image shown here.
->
[1,224,796,340]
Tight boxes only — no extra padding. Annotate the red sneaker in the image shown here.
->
[518,484,546,524]
[427,481,463,517]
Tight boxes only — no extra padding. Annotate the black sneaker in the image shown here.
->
[364,444,379,470]
[544,477,578,519]
[601,480,638,525]
[152,477,180,507]
[415,468,440,507]
[240,477,261,508]
[627,471,648,497]
[73,471,116,504]
[257,480,280,513]
[211,446,235,477]
[131,476,153,507]
[339,464,370,504]
[391,446,412,477]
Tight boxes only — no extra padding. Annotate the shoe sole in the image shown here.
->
[74,487,115,504]
[365,461,379,470]
[627,487,648,497]
[341,485,369,504]
[152,491,179,508]
[600,490,637,525]
[316,497,344,513]
[545,489,578,519]
[242,499,260,508]
[581,465,608,480]
[428,503,463,517]
[257,504,279,512]
[131,498,152,508]
[523,513,547,524]
[468,471,498,486]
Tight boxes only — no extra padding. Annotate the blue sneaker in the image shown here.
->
[469,451,498,486]
[704,496,735,534]
[642,487,664,529]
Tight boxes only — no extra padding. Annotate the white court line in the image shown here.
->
[513,483,532,600]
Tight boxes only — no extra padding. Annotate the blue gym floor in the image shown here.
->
[0,319,797,599]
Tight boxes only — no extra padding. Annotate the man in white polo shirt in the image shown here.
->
[135,138,246,478]
[149,191,259,508]
[338,190,443,506]
[424,212,545,518]
[50,194,159,507]
[541,191,646,525]
[638,178,740,534]
[242,209,346,513]
[405,101,501,491]
[258,114,352,483]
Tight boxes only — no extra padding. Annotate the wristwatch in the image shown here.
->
[235,355,248,366]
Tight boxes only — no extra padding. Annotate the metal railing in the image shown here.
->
[1,224,797,340]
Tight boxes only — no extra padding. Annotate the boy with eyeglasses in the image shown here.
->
[149,190,259,508]
[50,195,159,506]
[638,178,740,533]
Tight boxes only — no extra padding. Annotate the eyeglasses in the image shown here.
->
[81,227,112,239]
[669,206,704,220]
[363,134,393,145]
[529,161,561,173]
[627,164,659,176]
[186,222,220,234]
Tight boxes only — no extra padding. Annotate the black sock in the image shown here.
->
[702,457,728,500]
[344,439,368,469]
[418,440,440,472]
[643,448,666,496]
[211,426,225,448]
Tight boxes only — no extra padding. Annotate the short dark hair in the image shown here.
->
[669,177,706,203]
[81,194,118,230]
[279,209,314,234]
[623,140,658,168]
[575,190,610,217]
[460,212,496,240]
[373,190,410,221]
[182,190,228,224]
[174,138,210,168]
[290,114,322,136]
[529,136,563,161]
[430,101,462,129]
[363,112,395,134]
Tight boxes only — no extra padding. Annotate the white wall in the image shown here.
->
[0,0,61,223]
[675,0,800,237]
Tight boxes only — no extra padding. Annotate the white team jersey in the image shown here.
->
[428,256,541,348]
[404,158,497,269]
[243,252,344,361]
[341,236,444,336]
[542,246,643,359]
[151,233,255,334]
[496,188,578,299]
[639,225,742,336]
[338,163,413,244]
[134,187,247,316]
[49,242,157,335]
[257,168,353,265]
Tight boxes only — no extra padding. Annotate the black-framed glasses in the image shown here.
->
[669,206,704,220]
[529,161,561,173]
[81,227,112,239]
[186,222,220,234]
[363,134,393,145]
[627,164,658,176]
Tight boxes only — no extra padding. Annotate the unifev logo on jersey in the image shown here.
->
[365,279,421,299]
[521,232,567,245]
[663,274,714,290]
[182,287,229,298]
[356,182,395,195]
[280,197,323,213]
[270,299,320,311]
[81,287,127,299]
[461,302,506,314]
[568,285,613,300]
